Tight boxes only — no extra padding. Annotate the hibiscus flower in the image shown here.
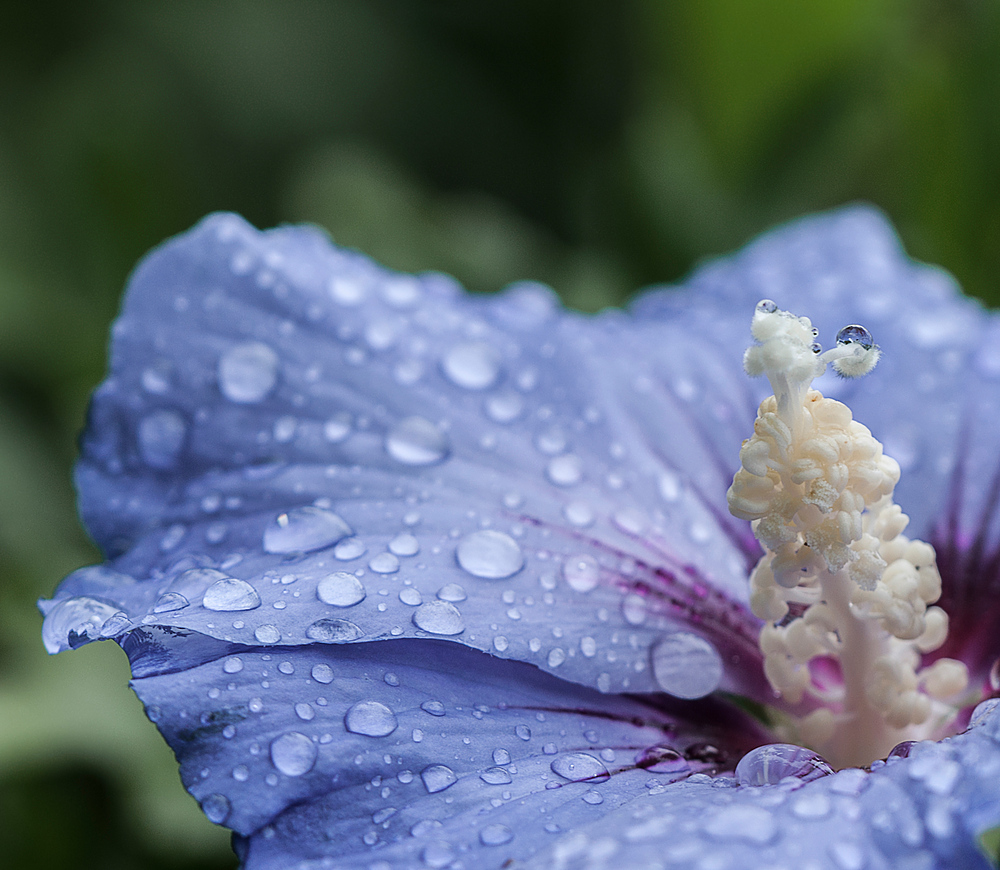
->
[42,206,1000,868]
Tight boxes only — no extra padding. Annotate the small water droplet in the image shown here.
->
[389,533,419,557]
[651,632,723,699]
[152,592,190,613]
[412,601,464,635]
[369,553,400,574]
[480,767,512,785]
[436,583,466,602]
[263,507,353,554]
[442,342,500,390]
[756,299,777,314]
[479,824,513,846]
[456,530,523,579]
[203,578,261,612]
[334,537,366,561]
[254,624,281,643]
[316,572,366,607]
[385,416,450,466]
[550,753,610,782]
[485,391,523,423]
[420,764,457,793]
[582,790,604,805]
[270,732,317,776]
[421,700,446,717]
[223,656,244,674]
[493,748,511,765]
[399,587,422,606]
[232,764,249,781]
[546,454,582,486]
[218,342,279,403]
[563,500,595,527]
[311,663,334,684]
[515,725,531,741]
[295,703,315,721]
[137,409,186,469]
[703,805,776,844]
[42,596,125,654]
[345,700,398,737]
[421,840,456,868]
[836,324,874,349]
[306,618,364,642]
[635,745,690,774]
[735,744,833,786]
[563,555,600,593]
[201,793,231,824]
[547,648,566,668]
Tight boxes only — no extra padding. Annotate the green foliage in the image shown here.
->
[2,2,998,867]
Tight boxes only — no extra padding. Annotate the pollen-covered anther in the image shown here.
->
[729,300,969,767]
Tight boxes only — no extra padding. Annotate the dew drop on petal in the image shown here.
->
[369,553,400,574]
[836,324,874,349]
[345,700,398,737]
[306,618,364,642]
[634,745,690,774]
[203,578,261,612]
[263,507,353,554]
[703,805,777,844]
[420,700,446,717]
[546,454,583,486]
[323,414,352,443]
[422,841,456,868]
[254,624,281,644]
[137,409,186,469]
[456,530,523,579]
[399,587,422,606]
[334,537,366,561]
[42,596,124,654]
[563,500,595,527]
[223,656,244,674]
[563,555,599,593]
[270,732,317,776]
[735,744,833,786]
[970,698,1000,728]
[420,764,458,793]
[479,825,514,846]
[485,391,523,423]
[442,341,501,390]
[412,601,465,635]
[480,767,512,785]
[436,583,466,602]
[550,753,610,782]
[651,632,723,699]
[218,342,279,403]
[316,572,366,607]
[389,533,419,556]
[311,663,334,684]
[152,592,190,613]
[385,416,450,466]
[201,793,231,824]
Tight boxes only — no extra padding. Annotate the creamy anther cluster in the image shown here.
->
[728,300,969,768]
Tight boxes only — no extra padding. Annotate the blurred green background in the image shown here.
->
[2,1,999,867]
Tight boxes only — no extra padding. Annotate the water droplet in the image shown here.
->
[436,583,466,602]
[970,698,1000,728]
[756,299,777,314]
[442,342,500,390]
[792,791,832,819]
[311,663,334,684]
[329,276,365,306]
[550,753,610,782]
[420,764,457,793]
[547,648,566,668]
[323,414,352,443]
[99,611,131,638]
[264,507,352,554]
[345,700,398,737]
[334,537,366,561]
[421,840,456,868]
[218,342,279,403]
[582,790,604,805]
[389,533,419,556]
[42,596,124,654]
[651,632,723,699]
[563,555,599,593]
[735,744,833,786]
[232,764,249,781]
[621,593,647,625]
[580,636,597,657]
[493,748,511,765]
[399,587,422,606]
[703,805,776,844]
[137,409,186,469]
[421,700,446,717]
[316,572,366,607]
[479,824,513,846]
[203,577,261,612]
[254,624,281,643]
[515,725,531,741]
[152,592,189,613]
[270,732,317,776]
[369,553,400,574]
[306,618,364,642]
[563,500,595,527]
[836,324,874,349]
[223,656,244,674]
[546,454,582,486]
[480,767,512,785]
[412,601,464,635]
[485,391,523,423]
[635,745,690,774]
[456,530,523,579]
[295,703,315,721]
[493,635,509,652]
[385,416,450,466]
[201,793,231,824]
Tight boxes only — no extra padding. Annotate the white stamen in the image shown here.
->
[729,300,968,768]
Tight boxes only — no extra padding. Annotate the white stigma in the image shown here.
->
[729,300,968,768]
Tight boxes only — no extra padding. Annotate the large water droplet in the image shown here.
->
[456,530,523,579]
[323,413,352,443]
[306,618,364,642]
[203,577,261,612]
[836,324,874,349]
[563,555,600,593]
[270,731,317,776]
[263,507,352,554]
[479,825,514,846]
[735,744,833,786]
[420,764,458,793]
[651,632,723,699]
[218,342,279,403]
[137,409,186,469]
[442,342,500,390]
[412,601,465,635]
[254,624,281,643]
[201,793,231,824]
[42,596,122,654]
[550,753,610,782]
[385,416,450,466]
[480,767,512,785]
[344,700,398,737]
[311,663,334,684]
[316,572,366,607]
[437,583,466,602]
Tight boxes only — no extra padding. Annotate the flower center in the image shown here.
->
[728,300,969,769]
